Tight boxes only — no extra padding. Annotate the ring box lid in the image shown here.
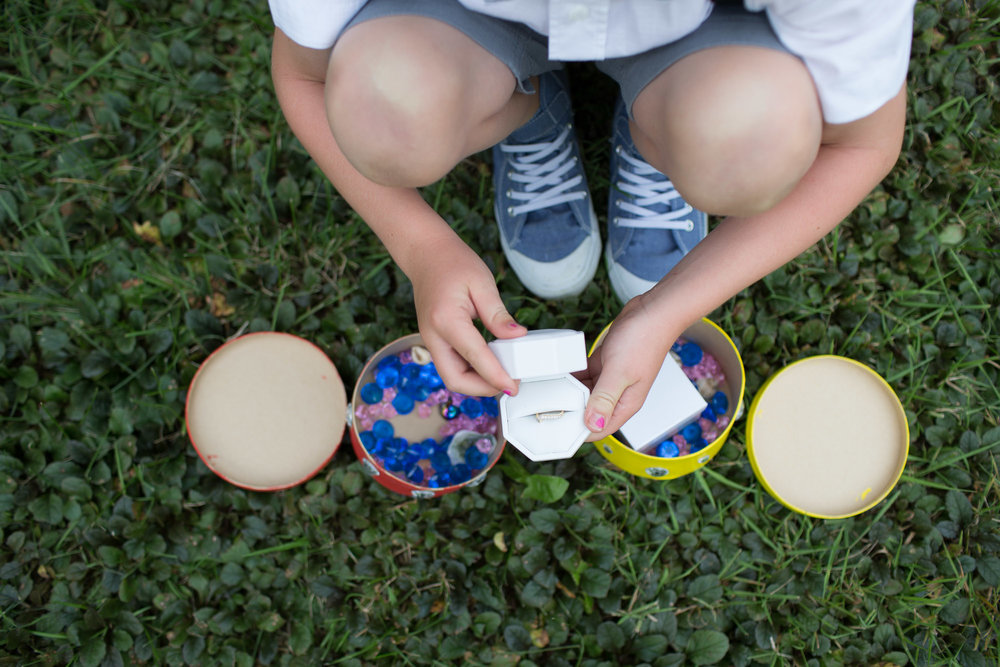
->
[618,353,707,451]
[185,333,347,491]
[747,355,909,519]
[489,330,591,461]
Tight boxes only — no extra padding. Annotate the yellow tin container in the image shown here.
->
[745,355,909,519]
[590,318,746,480]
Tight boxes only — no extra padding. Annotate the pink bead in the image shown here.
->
[382,405,397,419]
[475,438,493,453]
[398,351,412,364]
[698,418,714,432]
[717,414,730,429]
[703,428,719,442]
[383,387,397,401]
[417,402,434,419]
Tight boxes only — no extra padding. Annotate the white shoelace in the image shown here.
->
[499,125,589,217]
[613,145,694,231]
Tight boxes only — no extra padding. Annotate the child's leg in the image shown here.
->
[325,15,540,189]
[630,45,821,217]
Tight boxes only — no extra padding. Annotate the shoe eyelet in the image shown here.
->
[615,146,622,155]
[507,207,515,215]
[506,190,512,198]
[616,199,623,206]
[685,222,694,231]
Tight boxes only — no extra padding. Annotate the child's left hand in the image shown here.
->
[574,296,680,441]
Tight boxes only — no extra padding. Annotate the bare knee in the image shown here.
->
[326,30,466,186]
[633,47,822,217]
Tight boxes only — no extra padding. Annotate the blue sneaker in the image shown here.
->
[492,70,600,299]
[605,97,707,303]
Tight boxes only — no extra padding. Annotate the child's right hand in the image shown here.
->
[408,238,526,397]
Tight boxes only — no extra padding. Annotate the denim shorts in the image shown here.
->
[344,0,790,110]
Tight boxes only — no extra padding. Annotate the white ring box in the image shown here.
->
[489,329,591,462]
[617,353,708,452]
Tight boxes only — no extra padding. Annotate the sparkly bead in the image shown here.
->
[381,405,398,419]
[689,438,708,454]
[392,393,414,415]
[656,440,680,458]
[465,447,488,469]
[428,389,449,405]
[398,350,412,365]
[681,422,702,442]
[382,387,397,401]
[481,396,499,417]
[475,437,494,454]
[375,365,399,389]
[678,342,703,367]
[711,391,728,415]
[716,414,730,429]
[359,430,375,451]
[698,418,715,433]
[417,402,434,419]
[460,398,483,419]
[419,363,442,390]
[451,463,472,484]
[405,464,424,485]
[360,382,383,405]
[441,404,460,420]
[401,449,421,469]
[427,471,450,488]
[430,451,452,473]
[372,419,393,441]
[701,406,717,422]
[702,427,719,443]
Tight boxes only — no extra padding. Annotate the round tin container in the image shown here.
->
[185,332,504,497]
[348,334,506,498]
[590,318,746,480]
[746,355,908,518]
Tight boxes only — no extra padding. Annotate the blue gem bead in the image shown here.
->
[678,342,703,366]
[401,449,422,469]
[417,439,437,459]
[383,453,405,471]
[441,404,460,420]
[392,393,415,415]
[360,382,383,405]
[681,422,702,442]
[671,341,684,354]
[405,464,425,485]
[372,438,390,456]
[656,440,680,458]
[451,463,472,484]
[372,419,394,440]
[689,438,708,454]
[460,398,483,419]
[377,354,401,370]
[359,430,375,451]
[419,363,442,389]
[430,451,452,472]
[465,447,488,469]
[375,365,399,389]
[701,406,717,422]
[711,391,728,415]
[428,471,451,488]
[481,396,499,417]
[402,363,422,382]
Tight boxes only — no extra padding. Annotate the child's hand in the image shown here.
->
[575,297,678,441]
[409,239,525,397]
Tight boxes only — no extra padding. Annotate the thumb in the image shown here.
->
[584,373,630,437]
[472,287,526,340]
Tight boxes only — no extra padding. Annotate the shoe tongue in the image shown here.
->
[506,75,570,144]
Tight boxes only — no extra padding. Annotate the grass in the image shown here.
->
[1,0,999,665]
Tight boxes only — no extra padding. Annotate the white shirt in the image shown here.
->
[268,0,914,123]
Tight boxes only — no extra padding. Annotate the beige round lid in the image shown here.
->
[185,333,347,490]
[747,356,909,518]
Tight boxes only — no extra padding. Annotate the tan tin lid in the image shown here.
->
[185,333,347,490]
[746,355,909,518]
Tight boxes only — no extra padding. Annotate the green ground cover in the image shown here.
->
[1,0,998,665]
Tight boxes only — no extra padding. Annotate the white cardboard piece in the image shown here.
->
[619,353,707,452]
[489,330,591,461]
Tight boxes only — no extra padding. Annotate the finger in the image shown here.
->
[446,317,518,395]
[471,284,526,340]
[422,333,504,397]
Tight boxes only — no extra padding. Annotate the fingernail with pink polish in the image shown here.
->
[590,415,605,431]
[508,322,520,329]
[503,389,513,396]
